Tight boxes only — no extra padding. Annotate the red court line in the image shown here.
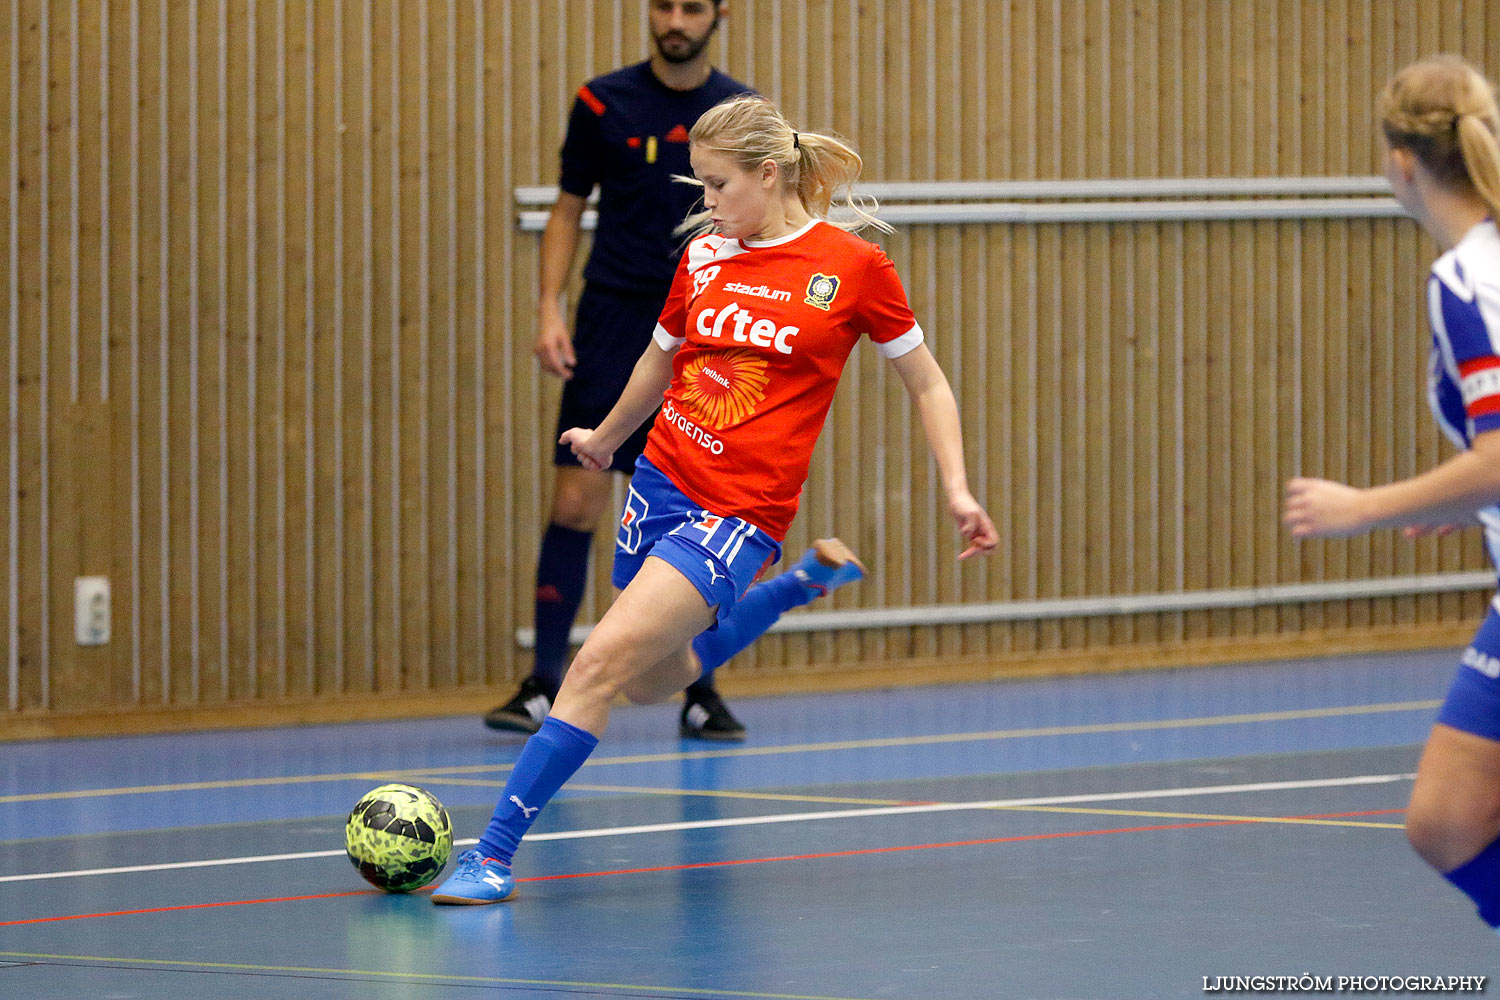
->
[521,821,1245,882]
[0,889,377,927]
[521,808,1406,883]
[0,807,1406,927]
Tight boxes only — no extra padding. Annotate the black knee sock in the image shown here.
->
[531,524,593,690]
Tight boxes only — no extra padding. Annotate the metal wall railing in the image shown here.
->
[514,175,1487,649]
[519,571,1499,648]
[515,177,1402,229]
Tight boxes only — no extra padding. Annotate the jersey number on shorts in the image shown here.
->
[668,510,758,568]
[618,486,649,554]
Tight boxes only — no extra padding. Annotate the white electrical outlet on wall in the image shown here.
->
[75,576,111,646]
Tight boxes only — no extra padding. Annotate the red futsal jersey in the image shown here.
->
[643,220,924,540]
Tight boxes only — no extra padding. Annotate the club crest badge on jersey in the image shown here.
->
[804,273,840,311]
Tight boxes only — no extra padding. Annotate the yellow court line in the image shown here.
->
[0,952,878,1000]
[0,698,1439,805]
[0,771,416,804]
[584,792,1411,831]
[415,780,1408,829]
[989,804,1405,830]
[544,699,1443,768]
[411,778,911,808]
[427,778,1407,830]
[389,776,502,790]
[568,784,911,806]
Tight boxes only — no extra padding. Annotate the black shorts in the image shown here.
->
[553,283,667,473]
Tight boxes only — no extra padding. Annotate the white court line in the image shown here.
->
[0,773,1413,884]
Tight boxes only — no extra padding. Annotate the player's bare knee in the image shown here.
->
[550,471,612,531]
[1405,808,1453,870]
[1405,800,1499,871]
[621,677,667,705]
[558,645,626,704]
[621,654,697,705]
[549,495,603,533]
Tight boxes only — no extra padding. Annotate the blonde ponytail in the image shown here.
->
[1457,113,1500,222]
[675,95,892,238]
[789,130,889,234]
[1380,55,1500,218]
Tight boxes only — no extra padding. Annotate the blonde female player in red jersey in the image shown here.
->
[433,94,998,904]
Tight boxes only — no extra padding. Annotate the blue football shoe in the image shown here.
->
[790,538,866,598]
[430,849,515,905]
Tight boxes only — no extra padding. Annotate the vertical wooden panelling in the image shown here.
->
[312,0,339,692]
[376,0,402,693]
[100,1,129,705]
[4,0,17,711]
[14,0,42,710]
[5,1,1500,730]
[454,0,479,687]
[1006,0,1038,658]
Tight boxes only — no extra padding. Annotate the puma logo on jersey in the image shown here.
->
[705,560,725,585]
[695,301,801,354]
[508,795,539,819]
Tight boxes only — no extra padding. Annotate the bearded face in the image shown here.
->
[648,1,722,65]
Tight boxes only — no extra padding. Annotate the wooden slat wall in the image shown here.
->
[4,0,1500,729]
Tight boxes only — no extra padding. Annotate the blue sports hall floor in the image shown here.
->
[1,648,1495,999]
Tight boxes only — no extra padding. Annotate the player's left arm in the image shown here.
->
[1285,427,1500,538]
[887,343,999,560]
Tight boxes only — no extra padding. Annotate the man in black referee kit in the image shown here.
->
[485,0,753,740]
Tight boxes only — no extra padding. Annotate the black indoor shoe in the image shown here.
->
[680,689,747,742]
[482,677,556,734]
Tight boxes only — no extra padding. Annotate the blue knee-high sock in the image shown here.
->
[1444,835,1500,928]
[476,716,599,867]
[532,524,593,690]
[691,572,812,681]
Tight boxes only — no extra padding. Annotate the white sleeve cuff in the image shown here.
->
[653,323,686,351]
[876,323,924,359]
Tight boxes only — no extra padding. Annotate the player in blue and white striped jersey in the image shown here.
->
[1284,55,1500,935]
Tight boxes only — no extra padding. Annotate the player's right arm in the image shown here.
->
[1285,428,1500,538]
[535,190,589,379]
[561,252,693,470]
[559,342,676,472]
[1286,273,1500,539]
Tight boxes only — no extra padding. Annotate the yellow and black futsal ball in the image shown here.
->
[345,783,453,892]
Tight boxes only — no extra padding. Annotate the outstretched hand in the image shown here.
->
[1283,477,1369,539]
[950,492,1000,560]
[558,427,614,472]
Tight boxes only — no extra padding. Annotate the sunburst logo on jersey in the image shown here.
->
[804,273,840,311]
[679,349,769,429]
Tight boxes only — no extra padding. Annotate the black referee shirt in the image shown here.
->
[559,61,752,295]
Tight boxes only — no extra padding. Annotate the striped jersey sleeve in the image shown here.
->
[1431,241,1500,436]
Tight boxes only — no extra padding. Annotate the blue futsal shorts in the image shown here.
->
[1437,598,1500,743]
[611,456,781,623]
